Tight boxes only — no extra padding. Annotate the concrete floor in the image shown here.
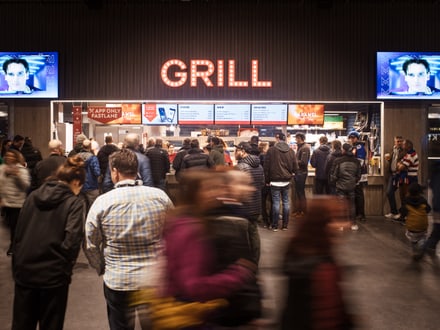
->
[1,215,440,330]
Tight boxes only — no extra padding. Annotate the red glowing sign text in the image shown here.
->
[161,59,272,88]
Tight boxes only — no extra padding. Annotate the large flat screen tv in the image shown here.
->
[0,52,58,98]
[377,52,440,99]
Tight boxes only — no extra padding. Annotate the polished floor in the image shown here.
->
[1,215,440,330]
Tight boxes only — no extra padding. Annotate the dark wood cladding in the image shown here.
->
[1,1,439,101]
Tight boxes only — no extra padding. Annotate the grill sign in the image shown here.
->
[161,59,272,88]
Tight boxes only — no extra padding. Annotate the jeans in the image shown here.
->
[294,172,307,213]
[103,283,151,330]
[270,184,290,229]
[386,174,399,214]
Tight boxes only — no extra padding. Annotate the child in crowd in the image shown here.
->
[400,182,431,260]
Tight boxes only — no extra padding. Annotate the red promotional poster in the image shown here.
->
[72,106,82,142]
[87,106,123,124]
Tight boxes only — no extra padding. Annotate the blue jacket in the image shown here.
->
[78,151,100,192]
[102,149,153,193]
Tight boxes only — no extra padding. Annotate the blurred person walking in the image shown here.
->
[423,160,440,257]
[84,149,173,330]
[280,196,355,329]
[400,182,431,260]
[163,169,261,328]
[0,149,30,256]
[11,156,86,330]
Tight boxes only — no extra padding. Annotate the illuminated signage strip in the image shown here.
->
[161,59,272,88]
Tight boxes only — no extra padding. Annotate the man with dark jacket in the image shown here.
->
[181,139,214,171]
[294,132,311,216]
[146,138,170,191]
[97,136,119,177]
[172,138,191,182]
[310,135,330,194]
[263,132,298,231]
[329,143,361,231]
[235,141,265,263]
[31,139,66,191]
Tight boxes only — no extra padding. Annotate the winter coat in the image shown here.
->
[325,150,343,182]
[78,150,101,192]
[236,155,265,218]
[296,142,311,174]
[310,144,331,180]
[329,154,361,192]
[264,142,298,183]
[401,195,431,232]
[12,181,85,288]
[209,144,225,166]
[0,164,30,208]
[172,145,191,181]
[97,143,119,175]
[182,148,214,170]
[146,146,171,184]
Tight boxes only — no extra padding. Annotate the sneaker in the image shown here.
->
[392,213,401,220]
[351,224,359,231]
[272,227,278,232]
[282,227,288,231]
[384,213,394,218]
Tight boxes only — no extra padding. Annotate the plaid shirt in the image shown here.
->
[84,179,174,291]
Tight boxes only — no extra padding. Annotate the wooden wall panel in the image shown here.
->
[0,1,439,101]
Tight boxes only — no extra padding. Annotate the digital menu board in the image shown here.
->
[288,104,325,125]
[142,103,178,125]
[178,104,214,125]
[251,104,287,125]
[214,104,251,125]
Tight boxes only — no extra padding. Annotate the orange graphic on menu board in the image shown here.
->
[288,104,325,125]
[143,103,157,122]
[106,104,142,124]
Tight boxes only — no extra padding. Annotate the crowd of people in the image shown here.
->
[0,130,438,329]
